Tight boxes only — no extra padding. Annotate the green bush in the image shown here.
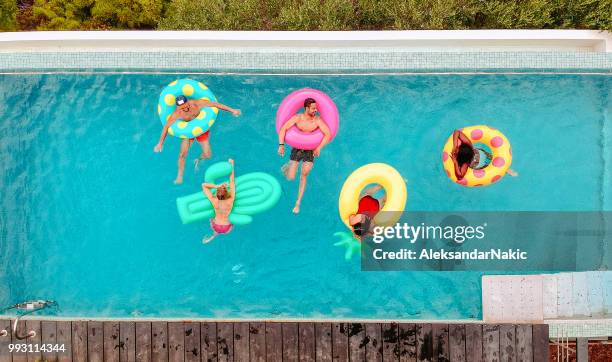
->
[91,0,163,28]
[32,0,162,30]
[0,0,18,31]
[9,0,612,31]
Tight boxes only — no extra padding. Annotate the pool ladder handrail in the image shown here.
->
[0,300,57,340]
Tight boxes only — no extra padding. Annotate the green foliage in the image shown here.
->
[32,0,162,30]
[10,0,612,31]
[274,0,358,30]
[0,0,18,31]
[91,0,162,28]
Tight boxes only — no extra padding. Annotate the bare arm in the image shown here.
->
[451,156,469,180]
[314,117,331,156]
[194,100,241,116]
[277,115,299,156]
[201,183,219,209]
[228,159,236,200]
[154,113,179,152]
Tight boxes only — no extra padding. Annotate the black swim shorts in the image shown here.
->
[290,148,314,163]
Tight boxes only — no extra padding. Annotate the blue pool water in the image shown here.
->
[0,73,610,319]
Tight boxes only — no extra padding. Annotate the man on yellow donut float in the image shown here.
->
[154,95,241,184]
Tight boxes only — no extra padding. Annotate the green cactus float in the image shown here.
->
[176,161,282,225]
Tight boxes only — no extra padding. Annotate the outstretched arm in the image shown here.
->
[314,118,331,157]
[154,114,178,152]
[195,100,241,116]
[277,115,299,156]
[228,159,236,200]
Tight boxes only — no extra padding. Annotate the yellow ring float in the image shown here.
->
[442,125,512,187]
[338,163,407,229]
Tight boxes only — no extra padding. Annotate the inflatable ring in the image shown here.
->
[338,163,407,230]
[176,161,282,226]
[158,79,219,139]
[275,88,339,150]
[442,125,512,187]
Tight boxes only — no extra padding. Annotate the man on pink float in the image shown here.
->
[277,98,331,214]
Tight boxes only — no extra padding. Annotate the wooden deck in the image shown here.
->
[0,320,549,362]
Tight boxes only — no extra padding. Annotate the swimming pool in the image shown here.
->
[0,72,610,319]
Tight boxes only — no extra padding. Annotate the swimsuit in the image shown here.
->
[290,148,314,163]
[470,147,492,170]
[195,130,210,143]
[210,219,233,234]
[356,195,380,218]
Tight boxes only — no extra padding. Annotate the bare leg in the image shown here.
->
[194,139,212,170]
[282,160,299,181]
[175,139,193,184]
[507,169,519,177]
[203,233,218,244]
[293,161,313,214]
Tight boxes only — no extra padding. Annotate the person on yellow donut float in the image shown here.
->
[348,185,386,240]
[449,128,518,183]
[154,95,242,184]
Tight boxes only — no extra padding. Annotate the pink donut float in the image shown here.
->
[275,88,339,150]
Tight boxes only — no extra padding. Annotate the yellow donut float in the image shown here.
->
[338,163,407,230]
[442,125,512,187]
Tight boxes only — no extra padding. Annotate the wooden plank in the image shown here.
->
[483,325,500,362]
[103,322,120,362]
[398,323,416,362]
[120,322,136,362]
[25,320,41,362]
[249,322,266,362]
[183,322,200,362]
[56,321,72,362]
[382,323,399,362]
[282,323,299,362]
[515,325,532,362]
[10,319,25,362]
[135,322,152,362]
[332,323,348,362]
[314,323,332,362]
[87,321,103,362]
[432,324,449,362]
[416,324,433,362]
[71,321,87,362]
[41,320,58,362]
[0,319,12,362]
[233,322,249,362]
[265,323,282,362]
[499,325,516,362]
[465,324,483,362]
[216,323,233,362]
[448,325,466,362]
[151,322,169,362]
[364,323,382,362]
[168,322,185,362]
[347,323,365,362]
[200,322,217,362]
[576,338,588,362]
[531,325,548,362]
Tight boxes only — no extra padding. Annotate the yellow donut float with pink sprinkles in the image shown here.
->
[442,125,512,187]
